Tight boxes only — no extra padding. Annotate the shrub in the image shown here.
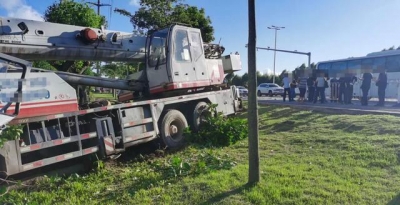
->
[0,125,24,148]
[186,104,248,147]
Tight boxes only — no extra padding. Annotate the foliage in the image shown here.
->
[4,106,400,204]
[100,62,140,79]
[33,0,105,74]
[44,0,106,28]
[0,125,24,148]
[186,104,248,147]
[115,0,215,42]
[153,150,236,178]
[0,148,236,204]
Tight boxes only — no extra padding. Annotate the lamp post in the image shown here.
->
[267,25,285,83]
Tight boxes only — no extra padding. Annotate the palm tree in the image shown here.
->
[247,0,260,185]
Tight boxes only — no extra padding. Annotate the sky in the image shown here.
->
[0,0,400,76]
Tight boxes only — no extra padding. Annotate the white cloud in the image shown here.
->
[129,0,140,7]
[265,68,273,75]
[0,0,43,21]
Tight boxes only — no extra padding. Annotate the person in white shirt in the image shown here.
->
[282,73,291,102]
[313,72,326,103]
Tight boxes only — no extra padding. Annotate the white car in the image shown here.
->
[237,86,248,97]
[257,83,284,97]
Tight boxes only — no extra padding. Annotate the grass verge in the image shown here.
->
[2,105,400,205]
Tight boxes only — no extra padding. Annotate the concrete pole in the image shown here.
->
[273,29,277,84]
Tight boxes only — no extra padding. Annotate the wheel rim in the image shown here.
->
[168,120,185,142]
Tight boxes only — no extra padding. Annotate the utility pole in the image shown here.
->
[247,0,260,185]
[267,25,285,84]
[87,0,111,76]
[87,0,111,16]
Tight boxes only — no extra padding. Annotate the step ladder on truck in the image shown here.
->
[0,17,244,177]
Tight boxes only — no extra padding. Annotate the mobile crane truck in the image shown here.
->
[0,17,243,176]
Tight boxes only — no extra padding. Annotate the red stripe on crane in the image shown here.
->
[104,139,114,147]
[33,160,44,168]
[5,103,78,119]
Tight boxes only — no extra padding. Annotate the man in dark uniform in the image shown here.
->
[338,73,346,104]
[360,68,373,106]
[375,68,387,106]
[307,74,315,102]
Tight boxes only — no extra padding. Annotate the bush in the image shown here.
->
[186,104,248,147]
[0,125,24,148]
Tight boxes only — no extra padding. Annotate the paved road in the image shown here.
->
[242,96,400,116]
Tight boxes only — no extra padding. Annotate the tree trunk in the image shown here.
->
[247,0,260,185]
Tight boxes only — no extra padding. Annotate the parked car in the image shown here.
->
[257,83,284,97]
[237,86,248,97]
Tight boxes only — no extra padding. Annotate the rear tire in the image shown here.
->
[257,90,262,96]
[190,101,209,132]
[160,109,188,149]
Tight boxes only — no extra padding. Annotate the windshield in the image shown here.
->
[148,28,169,67]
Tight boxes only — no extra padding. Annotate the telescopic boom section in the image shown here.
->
[0,17,147,62]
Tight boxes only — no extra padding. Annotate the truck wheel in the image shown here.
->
[268,90,273,97]
[257,90,262,96]
[160,109,188,149]
[191,101,209,132]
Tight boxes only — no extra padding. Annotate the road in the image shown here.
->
[241,96,400,116]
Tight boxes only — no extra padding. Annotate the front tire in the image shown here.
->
[160,109,188,149]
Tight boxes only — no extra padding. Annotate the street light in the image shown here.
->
[267,25,285,83]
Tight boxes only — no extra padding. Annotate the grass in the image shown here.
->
[2,105,400,204]
[90,93,115,101]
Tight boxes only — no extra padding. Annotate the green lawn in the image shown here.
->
[91,93,115,101]
[2,105,400,205]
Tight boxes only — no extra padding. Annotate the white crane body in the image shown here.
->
[0,17,243,177]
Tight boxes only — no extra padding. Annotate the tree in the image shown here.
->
[33,0,106,74]
[101,62,139,79]
[241,73,249,87]
[114,0,215,42]
[247,0,260,185]
[231,75,243,86]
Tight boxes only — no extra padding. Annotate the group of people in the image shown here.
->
[282,72,328,103]
[281,68,388,106]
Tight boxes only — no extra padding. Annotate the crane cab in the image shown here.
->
[143,24,237,94]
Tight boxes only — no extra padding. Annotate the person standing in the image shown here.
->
[282,73,291,102]
[329,77,339,103]
[345,72,357,105]
[360,69,373,106]
[375,68,387,106]
[338,73,346,104]
[298,75,308,103]
[314,73,326,103]
[290,80,297,102]
[307,75,315,102]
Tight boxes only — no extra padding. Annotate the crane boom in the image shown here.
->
[0,17,147,62]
